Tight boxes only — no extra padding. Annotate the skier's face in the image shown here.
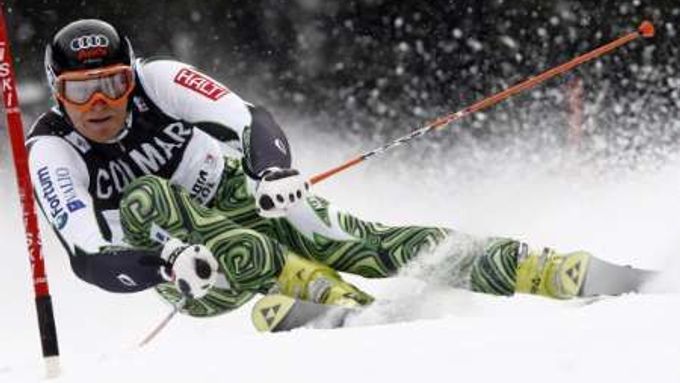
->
[55,65,134,143]
[63,96,128,143]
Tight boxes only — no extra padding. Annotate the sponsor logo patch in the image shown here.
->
[70,35,110,51]
[0,42,16,109]
[150,222,172,245]
[70,34,110,62]
[37,166,69,230]
[76,47,109,62]
[173,68,229,101]
[55,167,86,213]
[260,304,281,327]
[274,138,288,155]
[117,274,138,287]
[189,154,218,205]
[95,122,191,199]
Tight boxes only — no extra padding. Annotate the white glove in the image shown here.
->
[160,238,218,299]
[254,167,310,218]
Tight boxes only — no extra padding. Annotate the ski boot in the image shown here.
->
[272,253,374,308]
[516,248,655,299]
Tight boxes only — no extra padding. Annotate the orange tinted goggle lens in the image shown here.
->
[56,65,134,106]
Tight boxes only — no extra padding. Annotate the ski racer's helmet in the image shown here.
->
[44,19,135,92]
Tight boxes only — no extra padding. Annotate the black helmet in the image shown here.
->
[45,19,134,90]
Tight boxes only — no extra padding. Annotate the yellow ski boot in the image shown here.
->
[516,248,591,299]
[273,253,374,308]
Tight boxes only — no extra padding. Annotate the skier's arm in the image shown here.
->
[28,136,165,293]
[137,59,291,177]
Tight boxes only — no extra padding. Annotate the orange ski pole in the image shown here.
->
[310,21,655,185]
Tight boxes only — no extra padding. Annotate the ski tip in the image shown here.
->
[638,21,655,38]
[251,294,297,332]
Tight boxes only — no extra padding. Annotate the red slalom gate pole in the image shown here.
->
[566,76,584,147]
[0,6,60,378]
[310,21,655,185]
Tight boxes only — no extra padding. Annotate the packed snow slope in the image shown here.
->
[2,115,680,383]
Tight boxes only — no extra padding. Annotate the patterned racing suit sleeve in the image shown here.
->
[137,59,291,178]
[28,136,164,293]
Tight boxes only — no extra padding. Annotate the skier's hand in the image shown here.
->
[254,167,310,218]
[160,238,218,299]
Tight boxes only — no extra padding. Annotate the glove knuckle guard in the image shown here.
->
[178,279,192,297]
[161,239,216,299]
[254,167,310,218]
[194,258,213,280]
[259,195,275,210]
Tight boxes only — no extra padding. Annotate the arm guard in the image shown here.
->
[241,105,292,178]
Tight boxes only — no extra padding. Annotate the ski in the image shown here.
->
[579,257,657,297]
[251,294,359,332]
[251,256,655,333]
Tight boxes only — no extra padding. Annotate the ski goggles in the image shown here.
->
[54,64,134,112]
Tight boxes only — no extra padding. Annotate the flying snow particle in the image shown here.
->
[614,103,624,115]
[413,106,425,116]
[499,35,517,49]
[474,112,488,121]
[466,38,483,52]
[665,23,676,38]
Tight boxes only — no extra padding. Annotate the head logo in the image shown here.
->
[70,34,110,51]
[70,34,110,62]
[76,48,109,62]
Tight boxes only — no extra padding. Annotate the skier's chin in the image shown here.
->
[63,98,128,143]
[81,116,125,143]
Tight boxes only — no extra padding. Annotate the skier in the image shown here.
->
[28,19,650,319]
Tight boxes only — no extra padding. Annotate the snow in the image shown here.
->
[2,114,680,383]
[4,2,680,380]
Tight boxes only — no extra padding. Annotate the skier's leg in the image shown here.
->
[119,174,372,314]
[281,203,654,299]
[211,159,449,276]
[279,201,653,299]
[211,159,652,299]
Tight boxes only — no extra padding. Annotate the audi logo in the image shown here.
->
[70,34,110,51]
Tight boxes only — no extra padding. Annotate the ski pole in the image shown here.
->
[136,229,186,348]
[310,21,655,185]
[0,6,61,378]
[138,297,186,347]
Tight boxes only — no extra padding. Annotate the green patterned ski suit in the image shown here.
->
[120,157,520,316]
